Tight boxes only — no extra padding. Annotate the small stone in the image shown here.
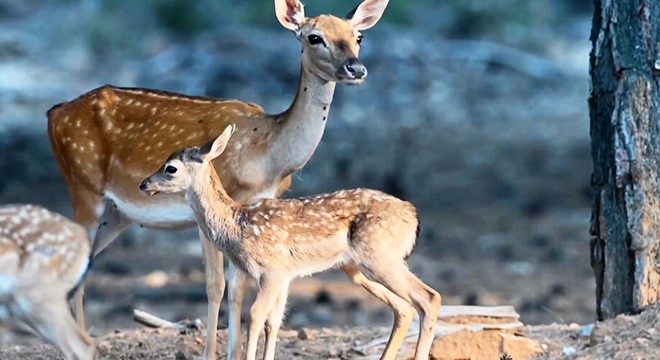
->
[562,346,577,356]
[298,328,315,341]
[277,329,298,338]
[327,349,340,357]
[646,328,657,336]
[96,342,111,352]
[636,337,649,345]
[568,323,580,331]
[174,351,188,360]
[144,270,169,287]
[589,323,606,346]
[577,323,594,337]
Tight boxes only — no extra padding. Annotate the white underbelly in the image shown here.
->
[105,192,196,229]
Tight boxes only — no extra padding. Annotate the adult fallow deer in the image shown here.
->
[47,0,390,359]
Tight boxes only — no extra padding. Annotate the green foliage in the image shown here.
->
[52,0,587,56]
[152,0,223,37]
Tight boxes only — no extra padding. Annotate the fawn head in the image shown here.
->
[140,125,235,196]
[276,0,389,85]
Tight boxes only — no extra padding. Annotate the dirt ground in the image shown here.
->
[1,304,658,359]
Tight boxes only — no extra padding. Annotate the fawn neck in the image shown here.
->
[269,65,337,176]
[187,164,244,247]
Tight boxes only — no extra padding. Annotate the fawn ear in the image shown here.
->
[199,125,235,162]
[275,0,305,32]
[346,0,389,30]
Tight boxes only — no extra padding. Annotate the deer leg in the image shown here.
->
[360,262,441,360]
[262,282,289,360]
[226,261,247,360]
[342,264,415,360]
[246,276,283,360]
[200,230,226,360]
[71,288,87,331]
[22,292,96,360]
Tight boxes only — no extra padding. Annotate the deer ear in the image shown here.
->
[275,0,305,32]
[199,125,235,162]
[346,0,389,30]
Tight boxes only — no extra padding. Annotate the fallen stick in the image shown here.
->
[133,309,202,331]
[439,305,519,319]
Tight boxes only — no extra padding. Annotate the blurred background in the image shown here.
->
[0,0,593,341]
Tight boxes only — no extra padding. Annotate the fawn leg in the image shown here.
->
[361,263,441,360]
[226,261,247,360]
[343,264,415,360]
[24,292,96,360]
[246,276,283,360]
[200,230,226,360]
[262,282,290,360]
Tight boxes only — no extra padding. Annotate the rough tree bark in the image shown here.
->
[589,0,660,320]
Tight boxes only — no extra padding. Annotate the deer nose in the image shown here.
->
[139,180,149,192]
[342,58,367,79]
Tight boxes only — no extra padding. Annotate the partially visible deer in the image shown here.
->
[47,0,390,358]
[140,126,442,360]
[0,205,96,360]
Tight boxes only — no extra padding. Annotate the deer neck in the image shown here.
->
[186,164,244,247]
[269,65,337,176]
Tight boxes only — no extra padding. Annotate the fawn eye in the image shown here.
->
[164,165,177,175]
[307,34,325,46]
[357,35,364,45]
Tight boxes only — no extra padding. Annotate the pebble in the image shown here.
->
[298,328,315,341]
[277,329,298,338]
[577,323,594,337]
[144,270,169,288]
[589,323,607,346]
[562,346,577,355]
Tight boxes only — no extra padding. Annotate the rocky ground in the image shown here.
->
[1,304,659,359]
[2,1,649,359]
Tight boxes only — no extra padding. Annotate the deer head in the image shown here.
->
[140,125,235,196]
[276,0,389,85]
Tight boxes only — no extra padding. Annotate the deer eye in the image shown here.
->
[357,35,364,45]
[164,165,177,175]
[307,34,325,46]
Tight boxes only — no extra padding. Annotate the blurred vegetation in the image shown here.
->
[41,0,591,56]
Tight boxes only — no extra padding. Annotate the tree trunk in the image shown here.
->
[589,0,660,320]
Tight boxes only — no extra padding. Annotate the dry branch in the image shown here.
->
[438,305,519,319]
[133,309,203,332]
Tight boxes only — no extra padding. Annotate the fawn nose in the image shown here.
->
[341,58,367,79]
[139,180,149,192]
